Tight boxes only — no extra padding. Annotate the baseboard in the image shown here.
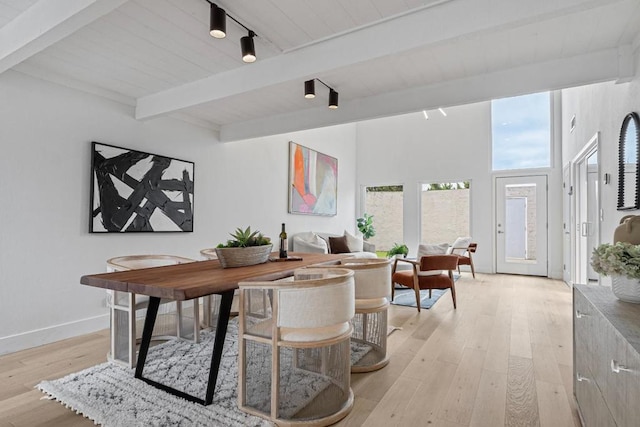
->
[0,314,109,356]
[549,269,563,280]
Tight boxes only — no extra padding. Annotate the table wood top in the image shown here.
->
[80,252,347,300]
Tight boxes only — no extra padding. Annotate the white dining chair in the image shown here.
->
[106,254,200,368]
[237,268,355,426]
[199,248,228,329]
[335,257,392,372]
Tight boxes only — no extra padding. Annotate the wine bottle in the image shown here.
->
[279,223,288,259]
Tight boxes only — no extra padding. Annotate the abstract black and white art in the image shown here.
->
[90,142,194,233]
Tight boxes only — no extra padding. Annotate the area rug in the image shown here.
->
[391,288,448,309]
[38,319,370,427]
[387,325,401,335]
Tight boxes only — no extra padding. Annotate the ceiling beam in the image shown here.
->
[135,0,622,121]
[219,46,630,142]
[0,0,129,75]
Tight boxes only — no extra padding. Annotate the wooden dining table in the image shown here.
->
[80,252,345,405]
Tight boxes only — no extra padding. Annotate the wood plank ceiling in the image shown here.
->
[1,0,639,141]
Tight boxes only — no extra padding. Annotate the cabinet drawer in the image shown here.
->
[575,359,616,427]
[574,285,640,427]
[574,290,596,372]
[602,326,628,425]
[622,342,640,427]
[603,330,640,427]
[589,304,617,400]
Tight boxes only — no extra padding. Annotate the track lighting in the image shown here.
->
[209,4,226,38]
[241,31,256,63]
[205,1,258,63]
[328,89,339,109]
[304,80,315,99]
[304,78,339,109]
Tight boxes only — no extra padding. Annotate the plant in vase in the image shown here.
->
[591,242,640,303]
[356,213,376,240]
[387,243,409,259]
[215,226,273,268]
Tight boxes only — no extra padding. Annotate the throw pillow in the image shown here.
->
[343,230,364,252]
[417,243,450,259]
[328,236,351,254]
[301,232,327,248]
[416,242,449,276]
[292,233,328,253]
[448,236,472,255]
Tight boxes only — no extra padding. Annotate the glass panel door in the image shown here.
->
[496,176,548,276]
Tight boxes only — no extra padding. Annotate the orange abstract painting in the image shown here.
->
[288,141,337,215]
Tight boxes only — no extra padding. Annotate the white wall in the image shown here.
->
[355,102,564,278]
[0,71,358,354]
[2,64,599,354]
[209,128,359,242]
[562,70,640,249]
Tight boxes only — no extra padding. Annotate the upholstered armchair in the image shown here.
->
[391,254,459,312]
[455,242,477,278]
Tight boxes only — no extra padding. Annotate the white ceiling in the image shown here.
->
[1,0,639,141]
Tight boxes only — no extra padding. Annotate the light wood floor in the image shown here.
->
[0,273,579,427]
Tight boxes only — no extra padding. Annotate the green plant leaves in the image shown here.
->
[219,226,271,248]
[387,243,409,258]
[592,242,640,279]
[356,213,376,239]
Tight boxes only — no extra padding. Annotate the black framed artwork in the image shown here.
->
[90,142,194,232]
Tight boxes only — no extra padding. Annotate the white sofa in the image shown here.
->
[290,231,377,259]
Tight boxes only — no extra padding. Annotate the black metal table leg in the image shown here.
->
[133,290,235,405]
[134,296,160,379]
[205,290,234,405]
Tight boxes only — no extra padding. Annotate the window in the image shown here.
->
[421,182,470,244]
[492,92,551,171]
[504,183,537,260]
[363,186,403,253]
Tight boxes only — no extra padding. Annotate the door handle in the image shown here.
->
[498,231,504,234]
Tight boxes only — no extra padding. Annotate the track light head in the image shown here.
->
[209,4,226,38]
[304,79,339,108]
[241,31,256,63]
[328,89,339,109]
[304,80,316,99]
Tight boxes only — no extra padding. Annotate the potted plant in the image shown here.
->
[387,243,409,259]
[215,226,273,268]
[356,213,376,240]
[591,242,640,303]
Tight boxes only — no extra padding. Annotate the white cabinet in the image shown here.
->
[574,285,640,427]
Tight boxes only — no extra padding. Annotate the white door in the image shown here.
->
[563,165,573,285]
[587,159,599,281]
[574,144,599,285]
[496,176,548,276]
